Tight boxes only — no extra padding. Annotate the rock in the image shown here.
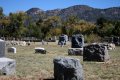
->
[71,34,84,48]
[83,44,110,62]
[68,48,83,56]
[0,57,16,75]
[8,47,16,53]
[0,39,5,57]
[35,47,46,54]
[53,57,83,80]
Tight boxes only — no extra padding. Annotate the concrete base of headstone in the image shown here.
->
[83,44,110,62]
[35,47,46,54]
[8,47,16,53]
[68,48,83,56]
[53,57,83,80]
[0,57,16,75]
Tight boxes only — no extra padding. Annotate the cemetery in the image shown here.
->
[0,35,119,80]
[0,0,120,79]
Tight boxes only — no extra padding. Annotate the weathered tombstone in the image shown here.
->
[83,44,110,62]
[68,34,84,56]
[0,39,5,57]
[71,34,84,48]
[68,48,83,56]
[0,58,16,75]
[113,37,120,46]
[0,40,16,75]
[8,47,16,53]
[53,36,57,42]
[64,35,68,42]
[53,57,83,80]
[41,40,45,45]
[35,47,46,54]
[58,34,66,46]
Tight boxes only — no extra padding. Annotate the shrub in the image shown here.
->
[84,34,101,43]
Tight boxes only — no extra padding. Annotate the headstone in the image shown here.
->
[53,57,83,80]
[0,40,16,75]
[41,40,45,45]
[113,37,120,46]
[71,34,84,48]
[64,35,68,42]
[53,36,57,42]
[0,39,5,57]
[68,48,83,56]
[0,57,16,75]
[58,34,66,45]
[35,47,46,54]
[83,44,110,62]
[8,47,16,53]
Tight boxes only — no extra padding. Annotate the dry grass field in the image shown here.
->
[0,42,120,80]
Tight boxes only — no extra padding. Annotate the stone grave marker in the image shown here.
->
[58,34,67,47]
[0,39,5,57]
[68,34,84,56]
[0,39,16,75]
[53,57,83,80]
[8,47,16,53]
[83,44,110,62]
[71,34,84,48]
[35,47,46,54]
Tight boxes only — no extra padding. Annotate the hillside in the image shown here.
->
[26,5,120,22]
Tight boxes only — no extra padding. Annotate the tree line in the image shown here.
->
[0,7,120,42]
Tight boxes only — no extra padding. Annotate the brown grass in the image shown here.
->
[0,42,119,80]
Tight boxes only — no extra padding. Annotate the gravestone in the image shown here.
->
[8,47,16,53]
[58,34,66,46]
[35,47,46,54]
[68,48,83,56]
[113,37,120,46]
[0,58,16,75]
[0,39,5,57]
[71,34,84,48]
[68,34,84,56]
[53,57,83,80]
[64,35,68,42]
[0,40,16,75]
[83,44,110,62]
[53,36,57,42]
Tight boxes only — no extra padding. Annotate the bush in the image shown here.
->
[84,34,101,43]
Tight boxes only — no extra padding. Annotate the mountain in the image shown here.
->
[26,5,120,22]
[26,8,43,15]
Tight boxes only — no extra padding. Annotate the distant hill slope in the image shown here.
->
[26,5,120,22]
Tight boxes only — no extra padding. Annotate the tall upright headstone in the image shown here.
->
[58,34,66,45]
[71,34,84,48]
[0,39,5,57]
[68,34,84,56]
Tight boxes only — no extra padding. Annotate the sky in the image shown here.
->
[0,0,120,15]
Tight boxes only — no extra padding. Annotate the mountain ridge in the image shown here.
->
[26,5,120,22]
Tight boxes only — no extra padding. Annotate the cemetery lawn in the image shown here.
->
[0,42,120,80]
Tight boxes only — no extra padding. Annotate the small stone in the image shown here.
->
[8,47,16,53]
[35,47,46,54]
